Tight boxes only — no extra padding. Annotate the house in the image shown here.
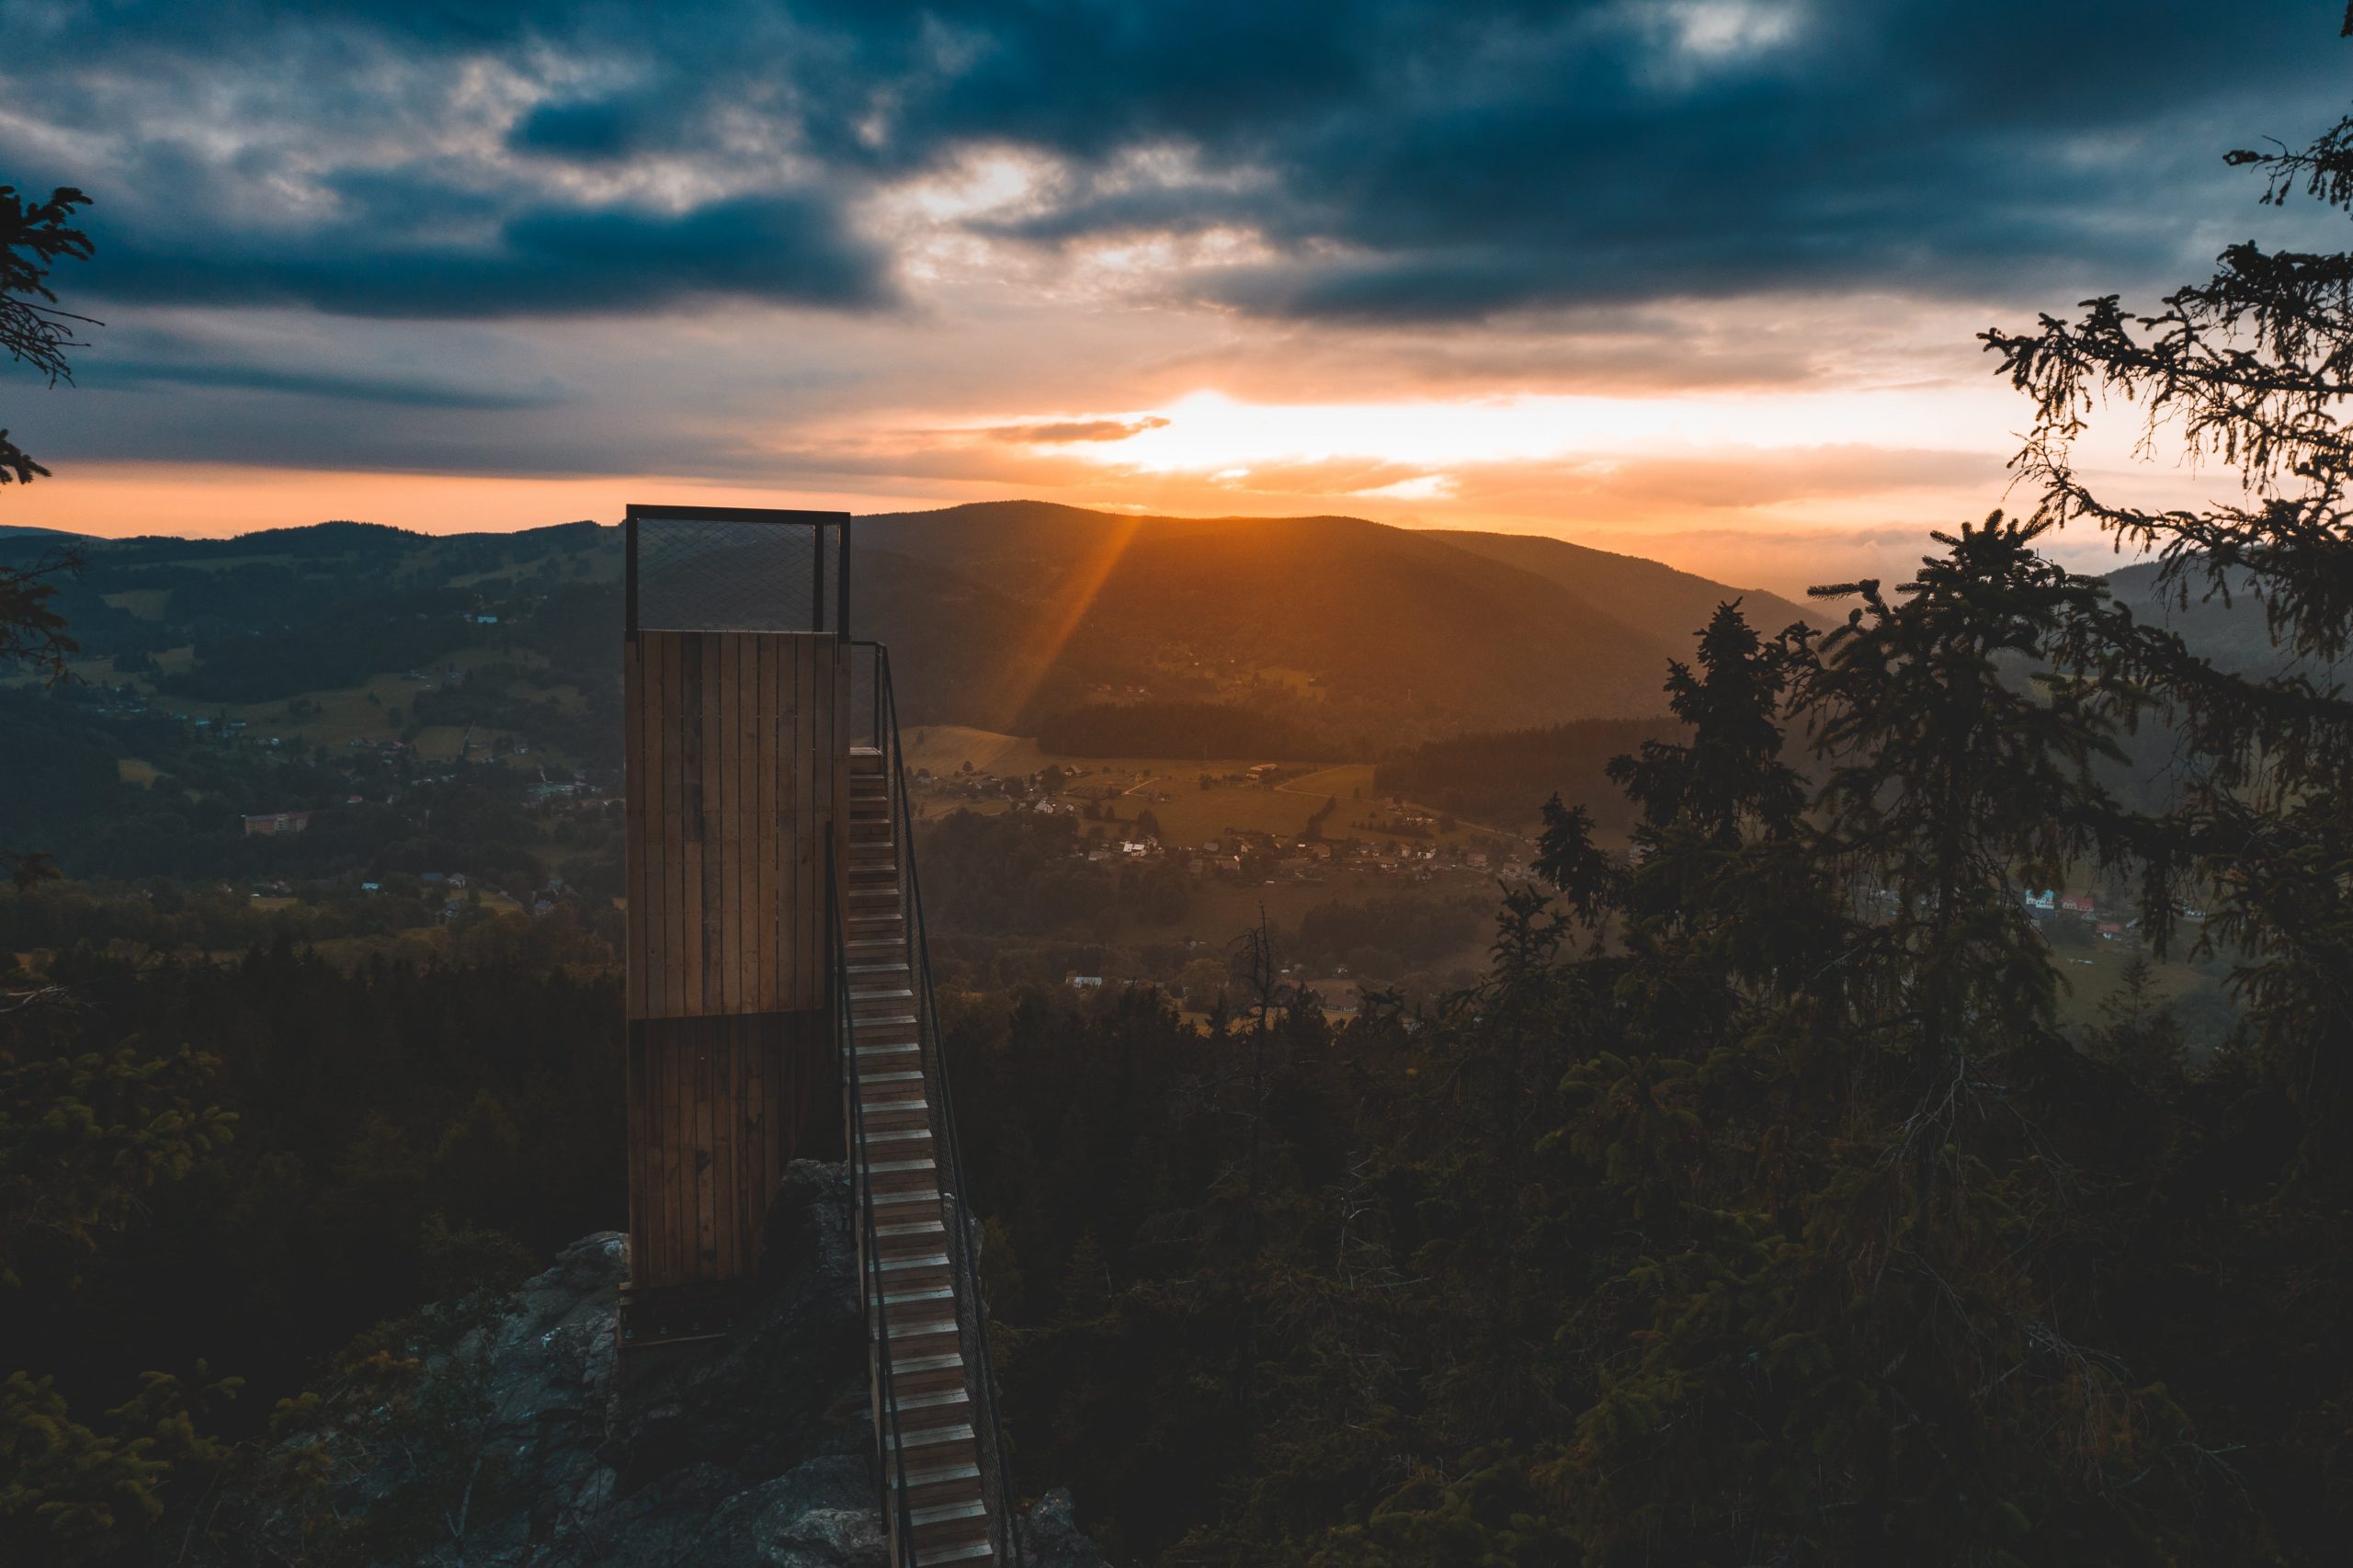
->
[2060,893,2097,918]
[2096,921,2125,940]
[242,810,314,837]
[2023,888,2057,911]
[1067,974,1104,990]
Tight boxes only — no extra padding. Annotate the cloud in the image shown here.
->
[83,187,895,318]
[5,0,2349,540]
[507,96,655,162]
[1,0,2341,328]
[95,358,566,410]
[982,416,1171,444]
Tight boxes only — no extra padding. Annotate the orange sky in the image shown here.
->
[6,3,2339,599]
[6,283,2167,599]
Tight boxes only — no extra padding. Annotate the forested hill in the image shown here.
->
[852,500,1821,743]
[0,505,1816,754]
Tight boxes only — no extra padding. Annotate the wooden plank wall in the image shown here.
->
[624,1013,841,1286]
[623,630,848,1289]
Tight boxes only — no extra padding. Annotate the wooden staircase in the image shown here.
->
[843,744,998,1565]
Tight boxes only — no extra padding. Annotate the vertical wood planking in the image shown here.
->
[825,641,845,984]
[680,631,697,1018]
[750,640,775,1240]
[625,630,846,1292]
[697,639,724,1278]
[667,631,688,1020]
[664,635,689,1284]
[757,638,779,1011]
[624,640,644,1020]
[710,642,726,1017]
[778,636,801,1009]
[733,635,753,1012]
[636,635,658,1020]
[796,636,818,1010]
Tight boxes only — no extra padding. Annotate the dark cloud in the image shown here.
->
[80,188,892,318]
[94,358,566,410]
[0,1,2345,325]
[508,97,654,162]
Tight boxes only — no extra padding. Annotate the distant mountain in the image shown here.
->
[1430,528,1817,641]
[854,501,1809,744]
[5,503,1826,750]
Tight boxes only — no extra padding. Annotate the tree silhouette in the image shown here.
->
[2,183,95,486]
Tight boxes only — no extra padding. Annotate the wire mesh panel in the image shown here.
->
[627,505,849,635]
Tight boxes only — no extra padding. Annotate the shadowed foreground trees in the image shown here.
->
[956,525,2335,1564]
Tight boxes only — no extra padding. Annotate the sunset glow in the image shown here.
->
[996,385,2014,473]
[2,2,2337,594]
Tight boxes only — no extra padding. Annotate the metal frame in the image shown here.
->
[623,503,852,641]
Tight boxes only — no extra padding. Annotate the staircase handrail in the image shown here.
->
[852,639,1026,1567]
[830,838,922,1567]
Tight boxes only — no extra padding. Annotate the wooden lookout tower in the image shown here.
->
[619,505,1017,1565]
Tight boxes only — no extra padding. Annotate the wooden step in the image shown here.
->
[878,1251,949,1273]
[875,1283,954,1306]
[875,1205,946,1233]
[892,1387,971,1415]
[883,1422,973,1451]
[882,1313,960,1340]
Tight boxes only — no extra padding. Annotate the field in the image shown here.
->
[903,725,1058,779]
[906,727,1512,850]
[51,643,577,773]
[99,588,173,619]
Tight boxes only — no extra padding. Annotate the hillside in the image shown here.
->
[6,504,1802,755]
[1430,528,1818,640]
[854,500,1805,742]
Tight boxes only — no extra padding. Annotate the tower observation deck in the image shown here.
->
[620,505,1018,1566]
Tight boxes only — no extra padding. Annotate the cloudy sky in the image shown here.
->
[2,0,2347,591]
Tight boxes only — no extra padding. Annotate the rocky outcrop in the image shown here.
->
[252,1161,1103,1568]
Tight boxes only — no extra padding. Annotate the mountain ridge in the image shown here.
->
[5,501,1836,744]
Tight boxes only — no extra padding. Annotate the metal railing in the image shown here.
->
[624,504,850,637]
[847,638,1024,1566]
[829,843,924,1565]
